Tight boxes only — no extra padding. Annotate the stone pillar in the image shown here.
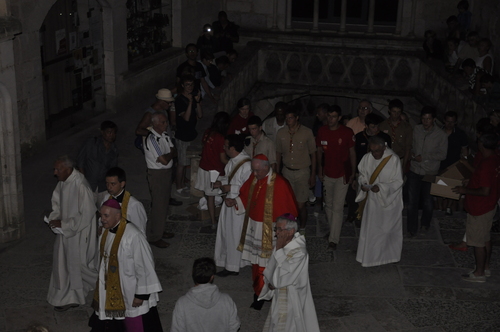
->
[394,0,403,36]
[408,0,418,38]
[271,0,279,30]
[339,0,347,34]
[0,16,24,243]
[101,1,129,112]
[367,0,375,34]
[286,0,292,31]
[311,0,319,32]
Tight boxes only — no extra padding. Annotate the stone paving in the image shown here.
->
[1,104,500,331]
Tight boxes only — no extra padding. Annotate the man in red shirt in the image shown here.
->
[316,105,356,250]
[453,133,500,283]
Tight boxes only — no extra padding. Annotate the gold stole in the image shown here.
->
[228,158,251,183]
[237,173,276,258]
[108,191,131,220]
[356,155,392,220]
[92,218,127,318]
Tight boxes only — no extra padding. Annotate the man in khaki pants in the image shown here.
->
[316,105,356,250]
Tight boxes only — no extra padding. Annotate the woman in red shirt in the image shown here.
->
[195,112,230,228]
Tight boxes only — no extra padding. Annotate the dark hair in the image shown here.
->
[180,74,195,85]
[461,58,476,68]
[106,167,126,183]
[466,31,478,39]
[247,115,263,127]
[226,49,238,57]
[203,23,212,31]
[365,113,383,126]
[480,73,494,84]
[421,106,437,118]
[447,37,460,46]
[226,134,244,152]
[216,56,230,66]
[285,106,299,117]
[424,30,436,38]
[185,43,197,53]
[101,120,117,131]
[388,99,404,111]
[479,132,499,150]
[444,111,458,120]
[274,101,288,111]
[479,38,492,48]
[328,104,342,116]
[476,117,496,135]
[218,11,228,19]
[457,0,469,10]
[210,112,231,136]
[447,15,458,24]
[317,103,329,112]
[200,50,214,61]
[237,98,251,110]
[192,257,216,284]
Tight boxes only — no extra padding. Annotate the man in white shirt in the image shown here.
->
[96,167,150,235]
[262,102,287,145]
[144,112,177,248]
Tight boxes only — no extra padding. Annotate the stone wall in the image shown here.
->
[225,0,283,30]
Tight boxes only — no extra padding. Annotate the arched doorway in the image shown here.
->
[40,0,106,138]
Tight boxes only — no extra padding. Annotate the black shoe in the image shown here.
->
[346,215,356,223]
[216,269,239,277]
[54,304,79,312]
[250,293,265,310]
[169,198,183,206]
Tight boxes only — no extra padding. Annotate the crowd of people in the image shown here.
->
[41,7,500,331]
[422,0,499,107]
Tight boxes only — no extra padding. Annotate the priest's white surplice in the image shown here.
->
[95,222,162,319]
[355,148,403,267]
[47,169,98,306]
[97,191,147,234]
[214,151,252,272]
[259,233,320,332]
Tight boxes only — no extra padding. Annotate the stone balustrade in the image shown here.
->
[217,42,487,138]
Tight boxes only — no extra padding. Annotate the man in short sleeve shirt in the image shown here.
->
[316,105,356,250]
[276,108,316,230]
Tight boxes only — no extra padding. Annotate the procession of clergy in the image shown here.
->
[45,105,405,332]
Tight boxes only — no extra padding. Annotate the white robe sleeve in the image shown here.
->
[227,163,252,199]
[132,234,162,295]
[170,299,187,332]
[61,184,96,238]
[127,198,148,235]
[48,184,61,221]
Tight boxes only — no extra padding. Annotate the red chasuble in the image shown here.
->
[238,173,298,222]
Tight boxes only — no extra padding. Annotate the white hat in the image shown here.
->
[156,88,175,102]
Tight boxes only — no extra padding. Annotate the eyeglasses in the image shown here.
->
[358,106,371,110]
[274,227,287,232]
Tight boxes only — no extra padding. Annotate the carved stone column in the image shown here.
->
[367,0,376,34]
[394,0,403,36]
[311,0,319,32]
[339,0,347,34]
[286,0,292,31]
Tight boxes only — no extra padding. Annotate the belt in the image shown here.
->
[285,167,302,171]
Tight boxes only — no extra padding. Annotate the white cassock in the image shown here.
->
[259,233,320,332]
[97,190,148,234]
[214,151,252,272]
[355,147,403,267]
[47,169,98,306]
[95,221,162,319]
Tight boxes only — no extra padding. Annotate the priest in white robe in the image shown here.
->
[214,135,252,276]
[89,199,163,331]
[96,167,148,234]
[259,214,320,332]
[355,136,403,267]
[47,155,98,311]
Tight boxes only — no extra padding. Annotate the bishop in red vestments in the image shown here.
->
[226,154,298,310]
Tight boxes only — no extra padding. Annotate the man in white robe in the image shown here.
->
[259,215,320,332]
[355,136,403,267]
[89,199,163,331]
[47,155,98,311]
[96,167,148,234]
[214,135,252,276]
